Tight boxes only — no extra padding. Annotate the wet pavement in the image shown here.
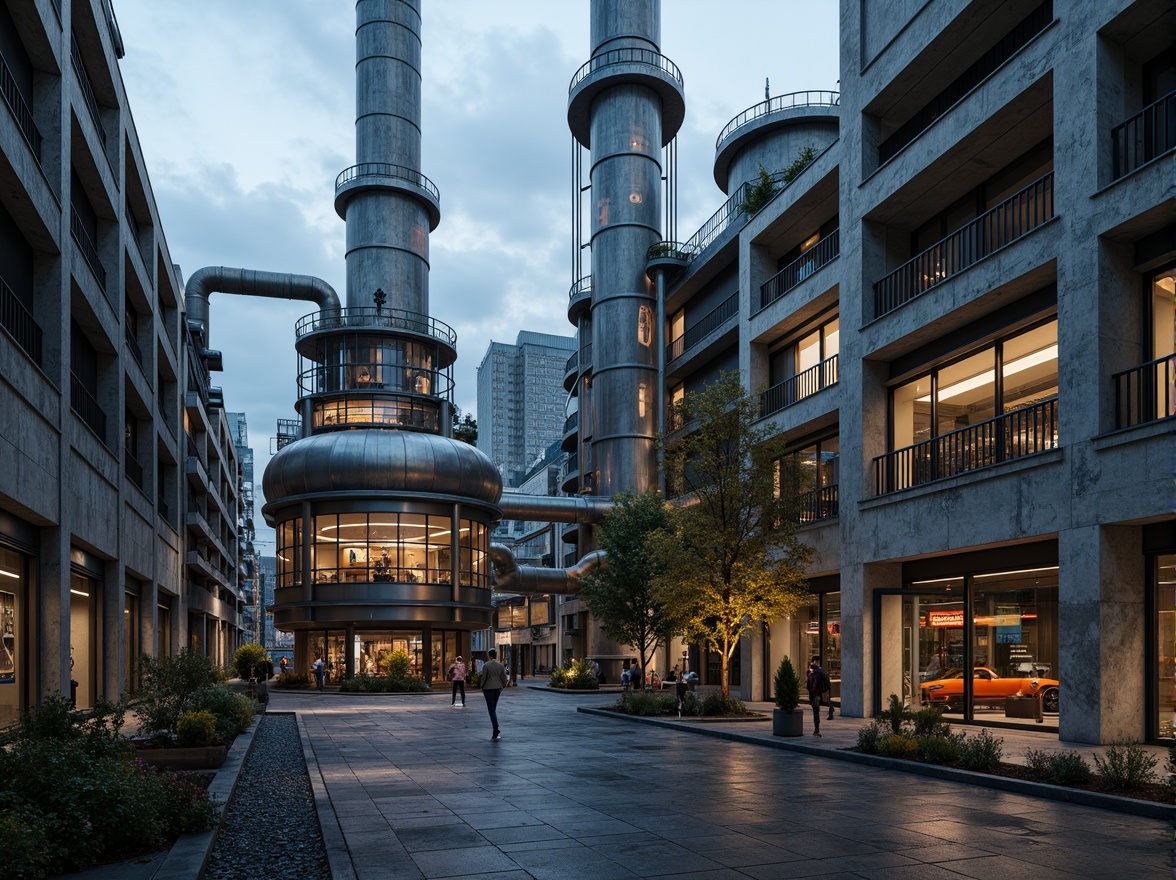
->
[278,684,1173,879]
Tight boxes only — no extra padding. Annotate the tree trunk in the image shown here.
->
[719,636,729,699]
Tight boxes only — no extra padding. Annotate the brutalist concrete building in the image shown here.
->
[562,0,1173,743]
[0,0,248,724]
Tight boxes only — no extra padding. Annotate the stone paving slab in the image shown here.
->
[272,686,1174,879]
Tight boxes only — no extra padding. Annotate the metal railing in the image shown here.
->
[878,1,1052,163]
[569,47,682,92]
[125,452,144,491]
[680,180,752,259]
[565,349,579,374]
[1114,356,1174,429]
[874,171,1053,318]
[0,274,43,365]
[568,276,591,302]
[582,342,593,368]
[71,205,106,290]
[760,229,840,310]
[294,306,456,347]
[0,50,42,158]
[717,91,840,148]
[760,355,839,417]
[666,292,738,363]
[124,321,142,367]
[275,418,300,450]
[71,372,107,442]
[646,241,698,262]
[874,397,1058,494]
[70,37,106,144]
[1111,89,1176,180]
[564,452,578,477]
[796,485,839,524]
[563,411,579,434]
[335,162,440,203]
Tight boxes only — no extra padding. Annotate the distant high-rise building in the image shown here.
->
[477,332,577,487]
[226,413,257,642]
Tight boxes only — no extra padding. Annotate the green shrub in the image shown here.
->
[773,656,801,712]
[1047,751,1093,785]
[550,658,599,689]
[959,729,1003,772]
[699,693,746,716]
[856,721,886,754]
[137,650,225,737]
[466,670,482,689]
[0,809,49,880]
[740,165,778,215]
[1094,741,1159,791]
[16,693,129,760]
[190,685,253,738]
[381,649,411,680]
[911,707,949,738]
[616,691,676,716]
[337,673,430,693]
[155,771,219,836]
[878,694,911,735]
[917,732,965,764]
[272,671,312,689]
[780,144,818,185]
[679,692,702,716]
[232,643,268,681]
[877,734,919,760]
[176,710,218,747]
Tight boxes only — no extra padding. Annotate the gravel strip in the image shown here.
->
[204,713,330,880]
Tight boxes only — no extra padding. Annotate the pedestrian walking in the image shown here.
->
[312,655,325,692]
[806,655,830,736]
[449,655,466,707]
[279,655,288,676]
[480,649,508,740]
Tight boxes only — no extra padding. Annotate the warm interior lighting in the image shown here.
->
[70,588,90,597]
[0,568,19,579]
[917,344,1058,403]
[974,566,1059,580]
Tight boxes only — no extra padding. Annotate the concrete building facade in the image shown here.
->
[0,0,248,724]
[562,0,1175,743]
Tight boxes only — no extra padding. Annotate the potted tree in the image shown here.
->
[772,656,804,737]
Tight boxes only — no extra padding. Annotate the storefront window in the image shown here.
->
[0,547,25,727]
[70,572,99,709]
[1155,554,1176,739]
[824,594,841,700]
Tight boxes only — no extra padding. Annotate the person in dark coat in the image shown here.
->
[806,655,831,737]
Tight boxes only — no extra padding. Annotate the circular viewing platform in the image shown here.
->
[567,275,592,323]
[714,91,839,191]
[567,47,685,148]
[295,306,458,365]
[334,163,442,230]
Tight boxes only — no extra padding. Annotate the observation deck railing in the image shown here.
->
[717,91,840,148]
[569,47,682,93]
[335,162,441,203]
[873,397,1058,494]
[295,306,457,347]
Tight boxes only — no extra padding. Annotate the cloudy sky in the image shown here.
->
[112,0,840,551]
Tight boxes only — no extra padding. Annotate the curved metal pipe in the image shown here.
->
[489,543,606,595]
[497,493,613,524]
[184,266,342,341]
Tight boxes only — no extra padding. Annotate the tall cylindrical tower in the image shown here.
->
[263,0,501,685]
[568,0,684,498]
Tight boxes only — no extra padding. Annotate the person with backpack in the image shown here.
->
[806,655,831,737]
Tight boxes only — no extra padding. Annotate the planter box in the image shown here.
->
[1004,696,1043,721]
[136,744,229,771]
[773,708,805,737]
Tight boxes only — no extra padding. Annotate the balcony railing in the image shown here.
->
[0,274,43,365]
[294,306,456,347]
[874,397,1058,494]
[680,180,753,259]
[796,485,839,524]
[666,292,738,363]
[124,321,142,367]
[1114,356,1174,429]
[581,342,592,369]
[275,418,300,450]
[760,354,839,417]
[760,229,840,311]
[874,171,1053,318]
[717,91,840,148]
[71,372,107,442]
[70,38,106,145]
[71,206,107,290]
[335,162,440,203]
[0,50,42,159]
[565,349,579,373]
[125,451,144,491]
[563,411,579,434]
[569,47,682,92]
[1111,89,1176,180]
[878,1,1053,163]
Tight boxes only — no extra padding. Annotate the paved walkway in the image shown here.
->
[275,686,1173,880]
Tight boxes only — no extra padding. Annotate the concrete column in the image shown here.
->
[1058,524,1145,744]
[842,561,902,718]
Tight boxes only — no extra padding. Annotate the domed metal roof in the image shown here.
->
[262,429,503,507]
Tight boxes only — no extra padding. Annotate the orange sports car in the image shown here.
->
[920,666,1059,713]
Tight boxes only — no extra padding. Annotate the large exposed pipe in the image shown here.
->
[497,493,613,524]
[184,266,341,341]
[490,543,606,595]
